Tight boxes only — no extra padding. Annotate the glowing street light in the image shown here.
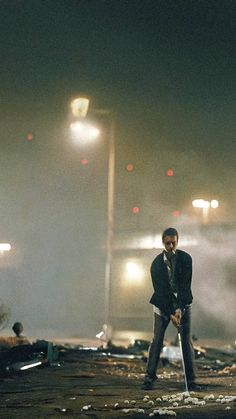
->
[192,199,210,209]
[70,97,90,118]
[70,121,100,143]
[192,198,219,223]
[125,260,144,284]
[210,199,219,209]
[123,260,144,286]
[0,243,11,253]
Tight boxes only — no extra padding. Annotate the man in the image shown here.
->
[142,227,200,391]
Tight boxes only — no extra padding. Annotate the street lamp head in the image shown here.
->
[70,97,90,118]
[192,199,219,209]
[210,199,219,208]
[192,199,210,209]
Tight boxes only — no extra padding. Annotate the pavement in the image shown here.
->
[0,337,235,418]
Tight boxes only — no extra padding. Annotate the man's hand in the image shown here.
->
[170,309,182,328]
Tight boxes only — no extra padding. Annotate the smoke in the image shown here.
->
[176,221,236,339]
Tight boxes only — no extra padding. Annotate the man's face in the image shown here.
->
[163,235,178,253]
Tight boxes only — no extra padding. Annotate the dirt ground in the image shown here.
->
[0,343,235,419]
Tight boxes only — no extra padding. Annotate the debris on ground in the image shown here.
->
[0,339,59,376]
[0,336,235,418]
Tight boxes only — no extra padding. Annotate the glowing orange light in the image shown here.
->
[132,206,140,214]
[81,158,89,165]
[172,210,180,217]
[166,169,174,177]
[126,164,134,172]
[27,133,33,141]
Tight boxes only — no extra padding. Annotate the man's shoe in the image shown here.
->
[188,382,203,391]
[141,380,153,390]
[141,375,156,390]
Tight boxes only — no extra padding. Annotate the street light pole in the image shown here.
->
[69,98,115,336]
[104,114,115,331]
[89,108,115,335]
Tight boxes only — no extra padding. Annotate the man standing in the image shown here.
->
[142,227,200,391]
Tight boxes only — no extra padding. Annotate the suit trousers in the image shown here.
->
[145,306,195,383]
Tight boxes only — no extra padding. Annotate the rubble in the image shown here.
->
[0,335,235,417]
[219,364,236,374]
[0,339,59,377]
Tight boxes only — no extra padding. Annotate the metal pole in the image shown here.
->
[177,327,189,393]
[202,207,209,224]
[104,115,115,331]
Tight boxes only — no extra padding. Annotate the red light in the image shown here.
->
[166,169,174,177]
[126,163,134,172]
[172,210,180,217]
[27,133,33,141]
[81,158,89,165]
[132,206,140,214]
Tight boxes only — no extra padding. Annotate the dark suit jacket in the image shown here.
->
[149,249,193,316]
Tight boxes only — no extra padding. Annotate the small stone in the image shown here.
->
[225,396,236,402]
[197,401,206,406]
[204,394,215,400]
[191,398,200,404]
[81,405,91,411]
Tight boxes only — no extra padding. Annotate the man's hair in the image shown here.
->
[162,227,179,241]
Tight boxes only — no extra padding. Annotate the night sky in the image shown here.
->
[0,0,235,339]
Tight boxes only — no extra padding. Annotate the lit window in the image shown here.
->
[0,243,11,253]
[123,260,144,285]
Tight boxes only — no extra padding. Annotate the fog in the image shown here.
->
[190,227,236,339]
[0,94,234,347]
[0,125,235,342]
